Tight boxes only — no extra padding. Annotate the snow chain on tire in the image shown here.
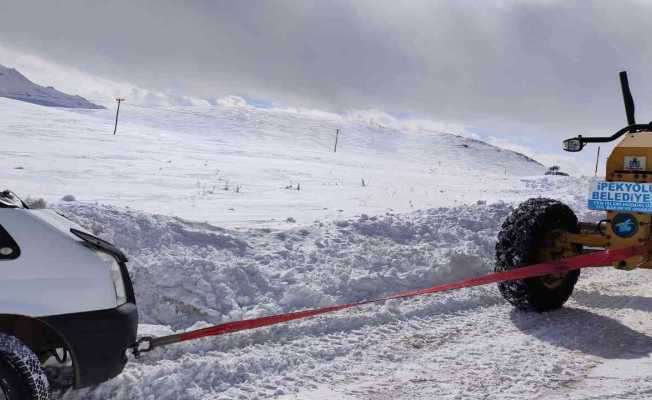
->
[495,198,581,311]
[0,334,49,400]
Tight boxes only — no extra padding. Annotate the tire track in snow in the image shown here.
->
[352,269,652,400]
[57,287,504,399]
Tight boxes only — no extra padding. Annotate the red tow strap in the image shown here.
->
[134,244,648,354]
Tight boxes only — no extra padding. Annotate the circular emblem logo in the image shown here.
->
[612,213,638,238]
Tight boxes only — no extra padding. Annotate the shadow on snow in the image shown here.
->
[510,306,652,359]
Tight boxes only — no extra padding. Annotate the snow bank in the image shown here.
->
[56,201,511,329]
[50,194,642,400]
[50,200,512,399]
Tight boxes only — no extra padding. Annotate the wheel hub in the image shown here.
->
[536,229,578,289]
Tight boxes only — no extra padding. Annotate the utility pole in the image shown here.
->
[334,129,340,153]
[594,146,601,176]
[113,98,125,135]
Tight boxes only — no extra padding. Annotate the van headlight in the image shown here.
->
[97,251,128,306]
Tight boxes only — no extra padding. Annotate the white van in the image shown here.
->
[0,190,137,399]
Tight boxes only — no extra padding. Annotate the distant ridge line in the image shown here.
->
[0,64,104,109]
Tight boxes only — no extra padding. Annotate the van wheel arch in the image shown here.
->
[0,315,80,387]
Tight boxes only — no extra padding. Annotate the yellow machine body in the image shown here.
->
[568,131,652,269]
[498,71,652,310]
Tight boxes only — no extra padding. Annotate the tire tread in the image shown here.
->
[495,198,580,311]
[0,334,49,400]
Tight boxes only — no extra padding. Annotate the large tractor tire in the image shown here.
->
[0,334,49,400]
[495,198,581,312]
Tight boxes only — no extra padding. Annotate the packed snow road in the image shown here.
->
[46,198,652,400]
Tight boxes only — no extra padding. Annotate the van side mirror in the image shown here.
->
[563,137,584,152]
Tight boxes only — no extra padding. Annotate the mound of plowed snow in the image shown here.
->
[51,191,652,400]
[57,201,512,328]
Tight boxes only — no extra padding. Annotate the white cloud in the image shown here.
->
[217,95,248,108]
[0,44,210,107]
[486,136,597,176]
[343,109,478,138]
[3,0,651,138]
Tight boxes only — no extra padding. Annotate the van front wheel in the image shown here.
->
[0,334,49,400]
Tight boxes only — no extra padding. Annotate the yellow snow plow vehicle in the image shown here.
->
[495,71,652,311]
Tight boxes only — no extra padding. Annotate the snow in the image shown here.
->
[0,99,544,227]
[0,65,104,109]
[2,96,650,399]
[50,193,652,400]
[0,96,546,228]
[55,201,510,329]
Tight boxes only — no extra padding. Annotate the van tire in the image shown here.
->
[0,334,49,400]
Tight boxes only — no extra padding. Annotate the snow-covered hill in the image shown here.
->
[0,64,104,109]
[0,97,545,227]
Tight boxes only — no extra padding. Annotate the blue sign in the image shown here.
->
[588,180,652,213]
[611,213,638,238]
